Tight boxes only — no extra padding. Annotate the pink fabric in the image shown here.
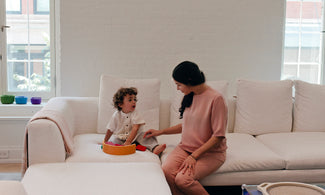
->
[179,87,228,153]
[162,146,226,195]
[106,141,123,146]
[22,110,74,173]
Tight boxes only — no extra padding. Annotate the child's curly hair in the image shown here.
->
[113,87,138,111]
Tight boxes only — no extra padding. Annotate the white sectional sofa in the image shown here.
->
[20,77,325,194]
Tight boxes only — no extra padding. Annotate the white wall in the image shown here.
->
[59,0,285,98]
[0,0,285,163]
[0,105,42,163]
[0,118,29,162]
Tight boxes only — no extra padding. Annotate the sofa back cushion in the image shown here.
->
[97,75,160,134]
[234,79,293,135]
[293,80,325,132]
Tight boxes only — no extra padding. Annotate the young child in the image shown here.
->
[104,87,166,155]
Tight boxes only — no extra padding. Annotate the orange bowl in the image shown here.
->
[102,142,136,155]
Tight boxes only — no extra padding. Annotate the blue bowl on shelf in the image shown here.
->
[15,96,28,104]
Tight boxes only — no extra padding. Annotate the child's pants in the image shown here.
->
[109,132,158,151]
[162,145,226,195]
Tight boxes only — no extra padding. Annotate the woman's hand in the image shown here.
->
[178,155,197,176]
[123,141,131,146]
[143,129,161,138]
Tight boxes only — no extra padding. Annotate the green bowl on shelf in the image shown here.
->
[1,95,15,104]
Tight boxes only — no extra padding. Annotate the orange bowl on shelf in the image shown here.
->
[102,142,136,155]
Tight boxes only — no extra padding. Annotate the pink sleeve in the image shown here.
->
[211,95,227,137]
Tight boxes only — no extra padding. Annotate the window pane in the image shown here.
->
[301,32,321,48]
[300,47,320,62]
[286,1,300,19]
[7,61,26,91]
[6,0,51,92]
[301,1,322,20]
[34,0,49,13]
[284,47,299,62]
[6,0,21,14]
[284,32,299,47]
[299,64,320,83]
[282,0,323,84]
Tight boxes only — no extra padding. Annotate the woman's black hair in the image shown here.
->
[172,61,205,119]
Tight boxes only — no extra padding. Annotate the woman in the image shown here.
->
[144,61,228,195]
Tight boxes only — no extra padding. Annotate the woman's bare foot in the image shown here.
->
[153,144,166,155]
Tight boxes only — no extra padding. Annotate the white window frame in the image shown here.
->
[282,0,325,84]
[0,0,60,101]
[322,2,325,84]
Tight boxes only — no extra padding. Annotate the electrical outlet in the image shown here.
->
[0,150,9,159]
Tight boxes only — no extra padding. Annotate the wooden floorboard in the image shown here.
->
[0,163,22,173]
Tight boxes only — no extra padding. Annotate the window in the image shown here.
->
[0,0,56,100]
[34,0,50,15]
[282,0,324,84]
[6,0,22,14]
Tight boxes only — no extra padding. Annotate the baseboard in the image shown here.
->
[0,147,23,163]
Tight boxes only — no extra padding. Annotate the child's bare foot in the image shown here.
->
[153,144,166,155]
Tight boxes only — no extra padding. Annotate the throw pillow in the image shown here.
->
[97,75,160,134]
[293,80,325,132]
[234,79,293,135]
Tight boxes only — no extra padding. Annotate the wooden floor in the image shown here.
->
[0,163,22,173]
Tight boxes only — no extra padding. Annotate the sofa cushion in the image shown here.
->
[234,79,293,135]
[160,133,286,173]
[22,162,171,195]
[97,75,160,134]
[66,134,161,164]
[293,80,325,132]
[200,169,325,186]
[256,132,325,169]
[217,133,286,173]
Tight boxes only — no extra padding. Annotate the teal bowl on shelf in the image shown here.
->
[1,95,15,104]
[15,96,28,104]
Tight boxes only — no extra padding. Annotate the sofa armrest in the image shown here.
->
[26,97,98,165]
[27,119,66,165]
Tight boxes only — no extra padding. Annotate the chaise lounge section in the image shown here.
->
[22,162,171,195]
